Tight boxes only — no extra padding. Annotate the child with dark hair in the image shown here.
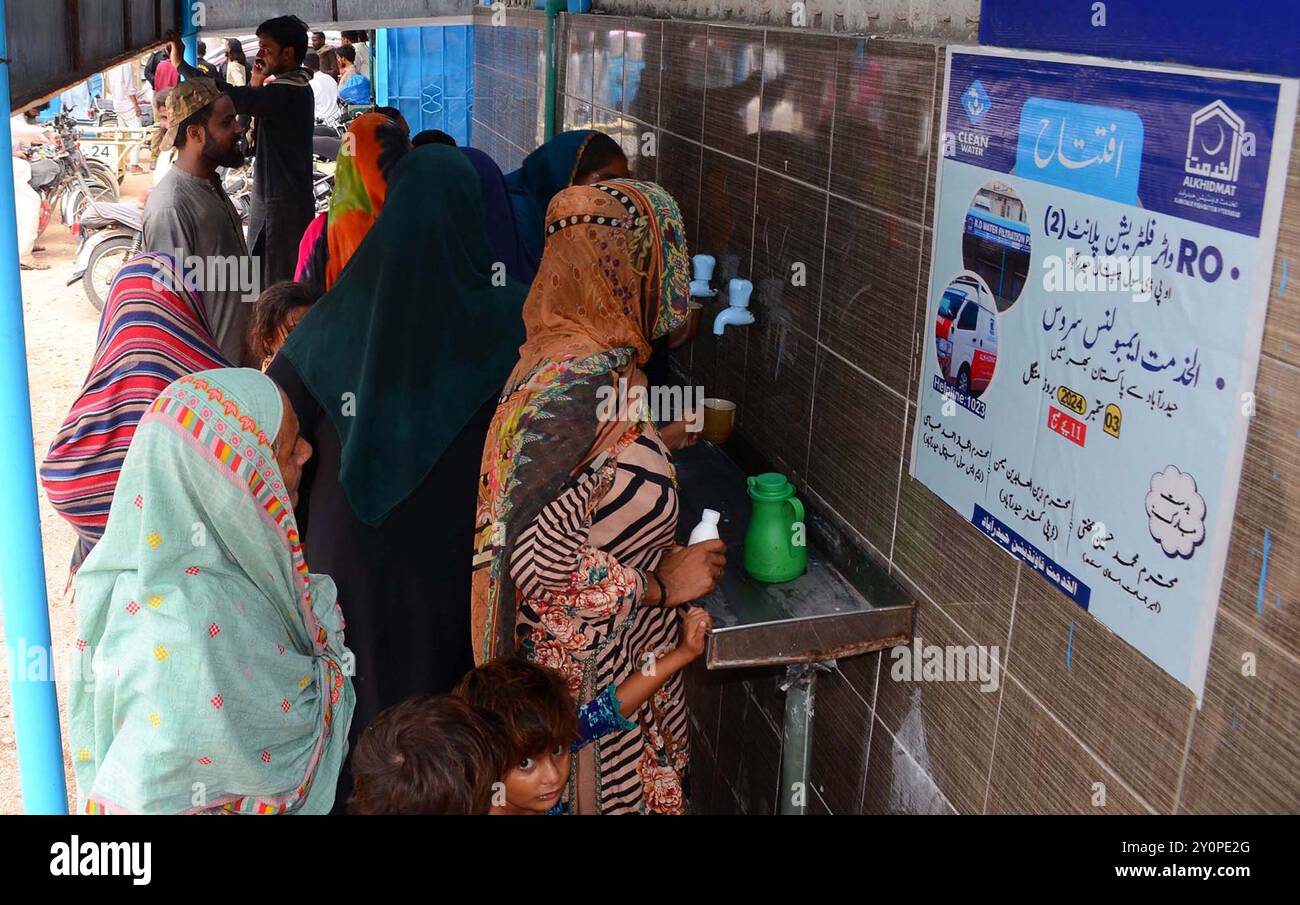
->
[248,280,318,370]
[457,606,712,815]
[348,695,509,815]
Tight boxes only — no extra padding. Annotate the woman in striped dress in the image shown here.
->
[472,180,727,814]
[41,252,231,573]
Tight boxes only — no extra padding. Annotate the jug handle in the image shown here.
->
[788,496,804,524]
[747,476,757,491]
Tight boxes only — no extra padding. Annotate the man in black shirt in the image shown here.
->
[194,41,218,78]
[169,16,314,287]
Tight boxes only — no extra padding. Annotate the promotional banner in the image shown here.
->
[911,46,1297,700]
[980,0,1300,78]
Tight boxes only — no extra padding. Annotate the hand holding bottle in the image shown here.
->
[650,540,726,607]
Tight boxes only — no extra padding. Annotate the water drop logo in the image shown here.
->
[963,80,991,125]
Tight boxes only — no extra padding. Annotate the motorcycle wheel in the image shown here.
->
[84,161,123,194]
[66,181,121,226]
[84,236,136,311]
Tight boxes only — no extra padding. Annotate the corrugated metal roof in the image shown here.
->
[199,0,469,31]
[7,0,469,110]
[9,1,181,111]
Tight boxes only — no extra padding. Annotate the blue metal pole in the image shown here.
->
[374,28,389,108]
[182,0,199,67]
[0,0,69,814]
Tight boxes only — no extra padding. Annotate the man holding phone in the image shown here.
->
[169,16,314,287]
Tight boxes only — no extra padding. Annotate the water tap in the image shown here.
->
[713,278,756,335]
[690,254,717,298]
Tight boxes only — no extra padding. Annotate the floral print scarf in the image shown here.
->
[471,179,691,665]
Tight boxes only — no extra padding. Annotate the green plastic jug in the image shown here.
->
[743,472,808,583]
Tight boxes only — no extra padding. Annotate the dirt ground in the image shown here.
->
[0,170,153,813]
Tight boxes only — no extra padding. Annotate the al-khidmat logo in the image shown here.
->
[1184,100,1245,194]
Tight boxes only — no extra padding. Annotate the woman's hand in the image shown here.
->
[657,420,699,453]
[651,540,726,607]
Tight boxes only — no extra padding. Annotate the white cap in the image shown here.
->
[700,508,720,524]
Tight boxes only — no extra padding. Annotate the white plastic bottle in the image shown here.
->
[689,509,721,545]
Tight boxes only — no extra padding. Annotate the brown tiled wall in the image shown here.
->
[486,10,1300,814]
[472,7,548,172]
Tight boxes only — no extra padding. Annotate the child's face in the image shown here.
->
[273,305,312,355]
[498,744,571,814]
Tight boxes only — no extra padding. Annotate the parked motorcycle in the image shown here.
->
[28,113,120,238]
[70,166,256,311]
[223,166,254,222]
[68,199,143,312]
[68,200,142,311]
[311,133,338,215]
[338,103,374,127]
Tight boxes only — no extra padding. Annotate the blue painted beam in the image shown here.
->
[0,0,69,815]
[182,0,199,67]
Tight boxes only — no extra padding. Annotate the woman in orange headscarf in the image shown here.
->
[471,180,727,814]
[296,112,410,293]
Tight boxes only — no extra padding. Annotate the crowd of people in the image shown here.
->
[8,27,370,271]
[39,15,728,815]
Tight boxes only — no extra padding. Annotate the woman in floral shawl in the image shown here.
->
[471,180,725,814]
[70,368,353,814]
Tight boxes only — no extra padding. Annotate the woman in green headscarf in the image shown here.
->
[267,144,527,809]
[71,368,352,814]
[504,129,629,280]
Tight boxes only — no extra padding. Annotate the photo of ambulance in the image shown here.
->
[935,274,999,398]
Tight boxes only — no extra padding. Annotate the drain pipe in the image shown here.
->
[542,0,568,141]
[779,661,834,815]
[0,0,68,814]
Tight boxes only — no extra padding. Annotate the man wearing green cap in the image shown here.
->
[143,78,254,365]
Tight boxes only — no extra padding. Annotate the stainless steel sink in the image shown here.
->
[671,440,915,814]
[672,441,914,670]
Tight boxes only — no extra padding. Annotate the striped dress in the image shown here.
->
[40,253,230,571]
[512,423,688,814]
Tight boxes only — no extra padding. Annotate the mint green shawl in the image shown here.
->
[71,368,354,814]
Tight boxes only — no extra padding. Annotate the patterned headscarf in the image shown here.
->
[471,179,690,664]
[71,369,353,814]
[40,253,231,573]
[324,112,409,288]
[507,179,691,388]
